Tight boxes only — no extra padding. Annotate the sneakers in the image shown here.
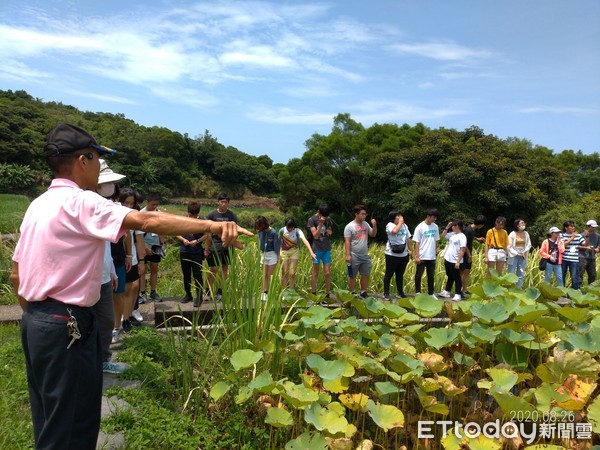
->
[131,309,143,323]
[261,292,268,302]
[128,316,141,326]
[384,293,391,300]
[452,294,462,302]
[181,295,193,304]
[216,289,223,301]
[138,292,147,304]
[111,328,121,344]
[193,298,201,308]
[460,293,468,301]
[359,291,368,299]
[122,319,132,333]
[438,290,451,298]
[150,290,162,302]
[431,294,438,300]
[103,361,130,374]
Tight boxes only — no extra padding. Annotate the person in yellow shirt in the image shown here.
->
[484,216,509,276]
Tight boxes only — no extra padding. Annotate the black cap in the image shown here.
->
[43,122,116,157]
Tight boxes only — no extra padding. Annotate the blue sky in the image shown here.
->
[1,1,598,163]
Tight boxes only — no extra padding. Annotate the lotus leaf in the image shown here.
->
[380,303,408,319]
[304,402,349,435]
[300,306,335,327]
[409,294,443,317]
[265,406,294,427]
[565,327,600,354]
[285,431,328,450]
[209,381,231,401]
[485,368,518,392]
[247,371,276,394]
[307,338,331,353]
[235,386,253,404]
[378,333,394,348]
[282,383,320,408]
[587,395,600,433]
[469,322,501,343]
[414,377,440,393]
[374,381,402,397]
[538,348,600,382]
[419,352,448,373]
[435,375,467,396]
[513,304,548,323]
[553,305,591,323]
[391,336,417,356]
[393,321,423,332]
[230,349,264,371]
[535,316,564,332]
[319,392,332,405]
[307,354,355,380]
[423,327,459,348]
[500,328,535,344]
[482,279,508,298]
[350,297,384,318]
[354,355,387,375]
[490,390,537,416]
[464,434,503,450]
[323,377,350,393]
[495,343,529,369]
[389,354,425,374]
[537,282,564,300]
[338,393,369,411]
[554,375,597,411]
[471,302,509,324]
[468,283,486,299]
[366,400,405,431]
[533,382,569,412]
[495,296,521,315]
[453,351,476,366]
[283,332,304,341]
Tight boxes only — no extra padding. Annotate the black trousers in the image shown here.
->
[21,300,102,450]
[415,259,436,295]
[383,254,409,296]
[181,254,203,296]
[444,260,462,294]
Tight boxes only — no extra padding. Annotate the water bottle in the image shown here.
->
[347,263,353,277]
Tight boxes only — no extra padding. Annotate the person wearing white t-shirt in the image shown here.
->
[440,221,467,301]
[412,208,440,296]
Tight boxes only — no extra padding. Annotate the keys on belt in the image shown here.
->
[66,308,81,349]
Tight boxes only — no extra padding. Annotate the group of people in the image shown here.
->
[251,206,599,304]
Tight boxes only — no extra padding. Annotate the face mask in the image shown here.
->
[518,225,526,231]
[98,183,115,198]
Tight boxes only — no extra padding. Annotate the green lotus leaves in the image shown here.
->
[565,327,600,354]
[379,303,408,319]
[307,354,355,380]
[378,333,394,348]
[500,328,535,344]
[300,306,335,328]
[521,446,566,450]
[247,371,276,394]
[285,431,328,450]
[523,287,541,301]
[210,381,231,401]
[470,302,509,324]
[282,383,320,408]
[230,349,263,371]
[265,406,294,428]
[495,295,521,315]
[350,297,384,318]
[495,343,529,370]
[453,351,476,366]
[365,400,404,431]
[535,315,565,332]
[553,305,591,323]
[482,279,508,298]
[414,387,449,415]
[484,368,518,392]
[304,402,349,435]
[423,327,459,348]
[374,381,402,398]
[513,304,548,322]
[538,282,565,300]
[537,349,600,383]
[587,395,600,433]
[323,377,350,393]
[469,322,501,343]
[409,294,443,317]
[490,390,537,416]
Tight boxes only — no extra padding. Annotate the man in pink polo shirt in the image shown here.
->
[10,122,252,450]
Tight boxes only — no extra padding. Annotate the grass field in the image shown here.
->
[0,194,30,234]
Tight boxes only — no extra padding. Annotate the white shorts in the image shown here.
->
[261,251,278,266]
[488,248,507,262]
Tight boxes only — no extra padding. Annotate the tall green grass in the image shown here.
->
[0,194,30,234]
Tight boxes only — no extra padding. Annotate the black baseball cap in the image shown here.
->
[43,122,116,157]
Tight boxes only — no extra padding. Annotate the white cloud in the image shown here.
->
[246,106,334,125]
[518,106,597,114]
[389,40,493,62]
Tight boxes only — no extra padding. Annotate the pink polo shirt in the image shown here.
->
[13,179,131,307]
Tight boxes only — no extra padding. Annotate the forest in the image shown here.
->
[1,88,599,243]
